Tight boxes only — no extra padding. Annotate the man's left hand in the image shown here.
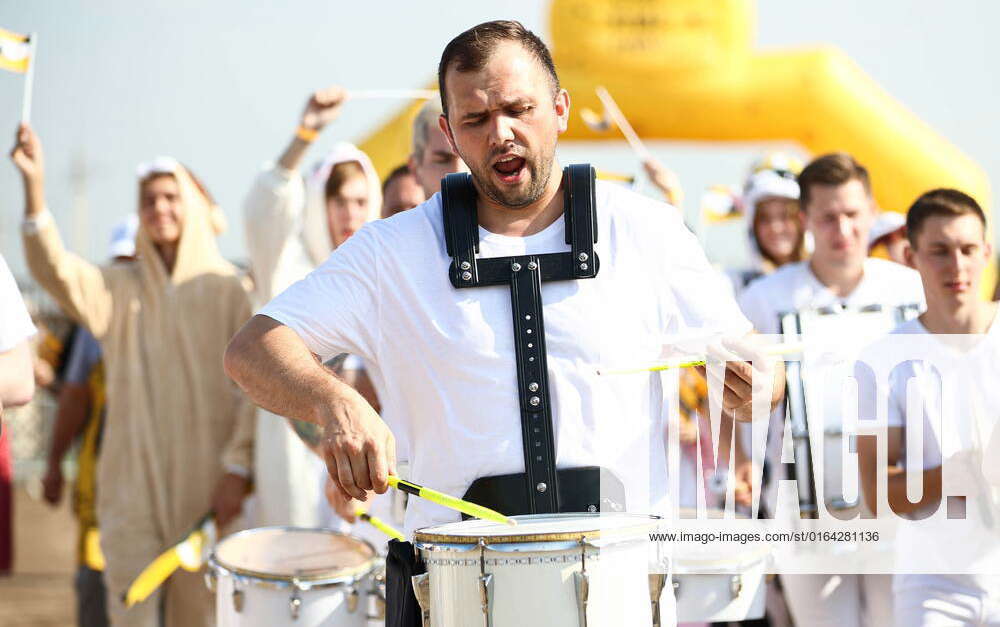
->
[698,336,785,423]
[211,472,251,529]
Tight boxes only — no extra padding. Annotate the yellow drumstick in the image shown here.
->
[597,342,804,376]
[354,507,405,541]
[122,549,182,608]
[387,476,516,526]
[122,513,214,607]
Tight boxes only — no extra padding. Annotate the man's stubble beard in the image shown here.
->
[465,142,557,210]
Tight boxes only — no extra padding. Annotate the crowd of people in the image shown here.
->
[2,18,998,627]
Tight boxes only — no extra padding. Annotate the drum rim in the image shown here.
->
[414,512,659,545]
[209,526,376,585]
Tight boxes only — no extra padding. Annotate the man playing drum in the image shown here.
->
[224,20,783,625]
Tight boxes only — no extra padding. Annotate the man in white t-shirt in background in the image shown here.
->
[858,189,1000,626]
[0,252,35,422]
[737,152,925,626]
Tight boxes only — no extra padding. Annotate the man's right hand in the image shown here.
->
[318,382,396,502]
[299,86,348,133]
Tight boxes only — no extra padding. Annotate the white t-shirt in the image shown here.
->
[735,258,925,510]
[738,257,925,335]
[886,315,1000,587]
[260,181,752,535]
[0,253,36,352]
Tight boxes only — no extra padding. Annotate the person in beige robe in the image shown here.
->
[12,124,254,626]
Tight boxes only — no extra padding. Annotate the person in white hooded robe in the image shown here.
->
[243,86,383,531]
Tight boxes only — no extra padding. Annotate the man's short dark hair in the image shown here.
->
[797,152,871,211]
[382,163,413,194]
[906,188,987,247]
[438,20,559,117]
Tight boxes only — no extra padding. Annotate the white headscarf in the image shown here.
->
[301,143,382,266]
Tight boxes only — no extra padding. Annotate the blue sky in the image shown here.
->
[2,1,997,276]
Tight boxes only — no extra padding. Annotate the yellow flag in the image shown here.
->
[0,28,30,73]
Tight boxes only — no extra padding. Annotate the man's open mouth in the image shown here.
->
[492,155,526,184]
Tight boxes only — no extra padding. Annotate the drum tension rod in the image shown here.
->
[477,538,494,627]
[289,576,302,620]
[574,536,590,627]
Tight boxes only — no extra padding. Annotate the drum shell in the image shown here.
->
[419,540,652,626]
[207,527,377,627]
[671,556,767,622]
[212,569,368,627]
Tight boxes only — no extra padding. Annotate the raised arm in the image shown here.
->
[244,86,348,299]
[12,124,113,336]
[224,314,395,501]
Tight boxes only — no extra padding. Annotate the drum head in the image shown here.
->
[213,527,375,582]
[415,513,658,545]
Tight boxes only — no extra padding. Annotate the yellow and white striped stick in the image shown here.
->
[597,342,804,376]
[387,476,516,526]
[355,507,405,541]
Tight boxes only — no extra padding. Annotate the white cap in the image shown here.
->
[135,155,180,179]
[868,212,906,246]
[742,169,800,224]
[108,214,139,259]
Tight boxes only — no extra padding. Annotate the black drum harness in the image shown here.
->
[442,164,623,515]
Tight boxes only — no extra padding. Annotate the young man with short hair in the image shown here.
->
[738,152,925,626]
[859,189,1000,626]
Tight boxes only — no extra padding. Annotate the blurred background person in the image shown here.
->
[731,153,807,293]
[381,164,425,218]
[868,211,908,265]
[13,124,254,626]
[0,250,37,576]
[242,85,382,530]
[407,97,466,197]
[41,215,137,627]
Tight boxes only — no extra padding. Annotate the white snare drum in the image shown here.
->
[207,527,376,626]
[414,513,658,627]
[670,509,770,623]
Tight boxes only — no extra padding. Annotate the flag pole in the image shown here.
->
[21,32,37,124]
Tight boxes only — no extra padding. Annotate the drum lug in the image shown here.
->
[827,496,859,510]
[289,577,303,621]
[574,572,590,627]
[232,587,244,614]
[647,573,667,627]
[729,574,743,600]
[574,537,590,627]
[346,584,359,613]
[477,539,494,627]
[411,573,431,627]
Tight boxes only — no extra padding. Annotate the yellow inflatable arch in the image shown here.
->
[359,0,994,295]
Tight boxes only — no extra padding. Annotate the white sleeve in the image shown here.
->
[258,224,380,364]
[661,213,752,338]
[737,282,779,336]
[0,253,36,352]
[243,163,306,292]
